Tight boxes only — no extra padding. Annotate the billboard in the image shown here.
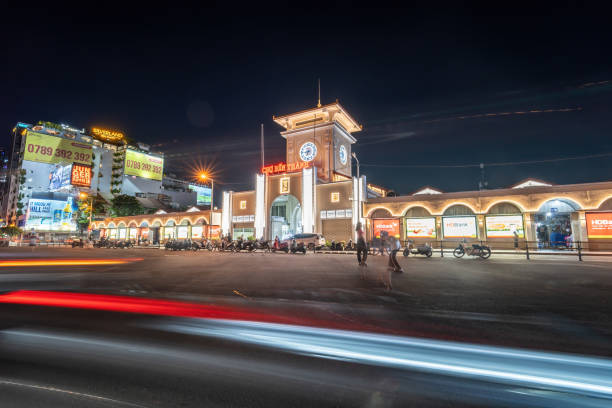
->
[372,219,400,239]
[442,216,477,238]
[71,163,92,187]
[24,131,92,165]
[188,184,212,205]
[49,165,72,191]
[485,215,524,238]
[586,212,612,238]
[405,217,436,238]
[25,198,77,231]
[124,149,164,181]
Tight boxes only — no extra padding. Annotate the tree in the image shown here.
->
[110,194,144,217]
[0,226,23,237]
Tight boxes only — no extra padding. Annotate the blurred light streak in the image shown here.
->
[154,319,612,401]
[0,258,144,267]
[422,107,582,124]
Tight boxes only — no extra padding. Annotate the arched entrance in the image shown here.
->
[535,199,580,248]
[270,194,302,240]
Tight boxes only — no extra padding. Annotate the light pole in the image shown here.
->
[199,173,214,239]
[352,152,361,220]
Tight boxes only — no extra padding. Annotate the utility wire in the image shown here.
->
[360,152,612,169]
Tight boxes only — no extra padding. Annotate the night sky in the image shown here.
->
[3,5,612,196]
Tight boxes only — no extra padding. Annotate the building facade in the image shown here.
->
[364,180,612,249]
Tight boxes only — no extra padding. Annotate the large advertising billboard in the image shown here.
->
[24,131,92,165]
[372,219,400,239]
[586,212,612,238]
[124,149,164,181]
[405,217,436,238]
[485,215,524,238]
[188,184,212,205]
[25,197,77,231]
[71,163,92,187]
[49,165,72,191]
[442,216,477,238]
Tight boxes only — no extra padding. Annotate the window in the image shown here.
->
[240,200,247,209]
[331,192,340,202]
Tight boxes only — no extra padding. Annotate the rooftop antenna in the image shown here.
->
[478,162,488,190]
[260,124,264,169]
[317,78,321,107]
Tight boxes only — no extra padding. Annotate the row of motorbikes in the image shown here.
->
[93,238,134,248]
[400,240,491,259]
[165,238,308,254]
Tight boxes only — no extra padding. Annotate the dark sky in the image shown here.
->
[3,4,612,195]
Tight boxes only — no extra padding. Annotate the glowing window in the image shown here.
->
[240,200,247,209]
[331,192,340,203]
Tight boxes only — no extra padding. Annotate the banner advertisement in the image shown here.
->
[586,212,612,238]
[124,149,164,181]
[109,229,117,239]
[71,163,92,187]
[485,215,524,238]
[372,219,400,239]
[177,226,189,239]
[188,184,212,205]
[405,217,436,238]
[118,228,127,239]
[25,198,77,231]
[442,216,477,238]
[129,228,138,240]
[191,226,203,239]
[49,164,72,191]
[141,228,149,239]
[209,225,221,239]
[24,131,92,165]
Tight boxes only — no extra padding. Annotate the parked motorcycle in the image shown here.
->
[290,240,306,254]
[403,240,432,257]
[453,242,491,259]
[272,241,289,253]
[71,238,84,248]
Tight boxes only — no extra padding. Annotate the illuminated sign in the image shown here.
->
[70,163,92,187]
[372,219,400,239]
[331,192,340,202]
[240,200,247,209]
[24,131,92,165]
[586,212,612,238]
[261,161,310,175]
[25,198,77,232]
[49,164,72,191]
[405,217,436,238]
[485,215,524,238]
[280,177,290,194]
[188,184,211,205]
[124,149,164,181]
[367,184,386,197]
[192,226,203,239]
[442,216,477,238]
[91,127,125,143]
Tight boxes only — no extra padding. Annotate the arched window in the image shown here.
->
[404,207,431,217]
[443,204,474,216]
[488,202,521,215]
[370,208,393,218]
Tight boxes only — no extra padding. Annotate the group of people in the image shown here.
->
[355,222,402,291]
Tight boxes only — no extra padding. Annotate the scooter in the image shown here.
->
[403,240,432,257]
[290,240,306,254]
[272,242,289,253]
[453,241,491,259]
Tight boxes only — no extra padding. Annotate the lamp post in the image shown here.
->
[199,173,214,239]
[352,152,361,220]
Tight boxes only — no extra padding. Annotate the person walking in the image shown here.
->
[388,236,403,274]
[356,222,367,268]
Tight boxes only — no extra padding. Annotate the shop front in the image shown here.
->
[534,199,579,248]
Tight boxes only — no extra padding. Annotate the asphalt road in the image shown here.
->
[1,247,612,407]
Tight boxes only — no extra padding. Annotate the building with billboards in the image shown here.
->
[364,179,612,249]
[0,121,169,237]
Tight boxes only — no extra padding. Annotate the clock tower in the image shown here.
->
[273,101,362,182]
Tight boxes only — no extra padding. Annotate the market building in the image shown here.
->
[363,179,612,249]
[220,101,386,242]
[92,209,221,244]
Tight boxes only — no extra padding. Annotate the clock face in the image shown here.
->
[299,142,317,162]
[339,145,347,165]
